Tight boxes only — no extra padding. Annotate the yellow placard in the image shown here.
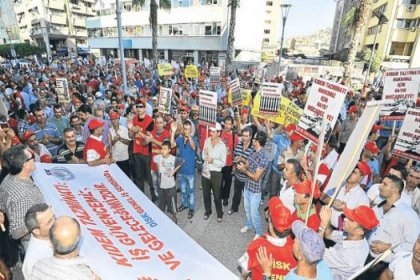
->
[228,88,252,106]
[157,63,173,76]
[185,65,199,79]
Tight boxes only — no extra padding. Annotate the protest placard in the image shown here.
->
[32,164,237,280]
[158,63,172,76]
[56,78,70,103]
[380,68,420,121]
[230,78,241,106]
[185,65,199,79]
[209,67,221,85]
[259,82,283,115]
[394,108,420,161]
[199,90,218,127]
[158,87,172,115]
[296,78,347,143]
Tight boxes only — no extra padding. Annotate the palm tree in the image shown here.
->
[132,0,171,66]
[225,0,239,75]
[342,0,372,84]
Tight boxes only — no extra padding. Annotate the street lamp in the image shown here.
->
[116,0,128,96]
[278,3,291,75]
[365,10,388,84]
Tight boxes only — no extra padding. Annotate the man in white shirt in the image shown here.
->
[404,168,420,216]
[109,111,130,177]
[22,203,55,279]
[279,158,303,213]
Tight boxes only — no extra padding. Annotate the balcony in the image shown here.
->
[73,18,86,27]
[396,4,420,19]
[47,0,65,11]
[392,28,417,42]
[75,29,88,37]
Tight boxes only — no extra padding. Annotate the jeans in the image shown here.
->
[243,189,262,236]
[202,171,223,218]
[178,173,195,210]
[151,171,161,198]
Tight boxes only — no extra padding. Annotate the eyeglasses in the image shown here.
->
[136,105,145,109]
[25,153,35,162]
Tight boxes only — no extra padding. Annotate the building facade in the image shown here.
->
[12,0,95,53]
[86,0,280,64]
[0,0,20,44]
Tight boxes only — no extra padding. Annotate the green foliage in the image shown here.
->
[342,7,359,27]
[357,48,383,73]
[0,43,45,58]
[132,0,171,9]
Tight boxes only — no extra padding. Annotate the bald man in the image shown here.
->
[31,216,100,280]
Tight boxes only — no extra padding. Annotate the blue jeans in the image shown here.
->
[151,171,160,198]
[178,173,195,210]
[243,189,262,236]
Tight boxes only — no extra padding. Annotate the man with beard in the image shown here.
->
[21,130,51,162]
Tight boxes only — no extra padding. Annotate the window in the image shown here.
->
[266,1,273,6]
[265,20,271,24]
[371,3,387,17]
[263,38,269,43]
[264,29,270,34]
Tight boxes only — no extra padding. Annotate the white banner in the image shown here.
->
[56,78,70,103]
[32,163,237,280]
[210,67,221,85]
[158,87,172,115]
[230,78,241,106]
[259,82,283,116]
[296,78,347,143]
[199,90,218,127]
[324,101,383,192]
[394,108,420,161]
[380,68,420,121]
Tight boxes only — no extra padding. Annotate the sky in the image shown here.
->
[282,0,337,39]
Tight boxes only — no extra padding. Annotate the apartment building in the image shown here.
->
[0,0,20,44]
[86,0,281,64]
[12,0,96,53]
[262,0,281,55]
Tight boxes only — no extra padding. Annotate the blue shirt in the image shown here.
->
[285,261,333,280]
[176,135,198,175]
[272,133,290,174]
[379,120,402,137]
[367,158,380,189]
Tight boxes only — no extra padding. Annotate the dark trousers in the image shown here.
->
[133,153,156,201]
[221,165,233,200]
[202,171,223,218]
[157,187,177,215]
[338,142,346,154]
[116,160,130,178]
[269,170,282,198]
[230,179,245,212]
[358,254,388,280]
[128,141,136,181]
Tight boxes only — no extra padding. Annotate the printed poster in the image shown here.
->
[394,108,420,161]
[209,67,221,85]
[158,87,172,115]
[199,90,218,127]
[185,65,199,79]
[230,78,241,106]
[56,78,70,103]
[157,64,172,76]
[259,82,283,115]
[380,68,420,121]
[296,78,347,143]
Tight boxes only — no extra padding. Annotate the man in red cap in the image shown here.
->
[21,130,51,162]
[337,105,359,154]
[361,141,380,189]
[239,197,296,280]
[83,118,112,166]
[368,124,383,142]
[319,205,379,279]
[321,161,370,230]
[291,180,321,231]
[277,133,304,174]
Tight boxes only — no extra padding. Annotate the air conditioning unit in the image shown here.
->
[407,5,416,12]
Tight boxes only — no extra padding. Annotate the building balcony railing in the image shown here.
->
[396,4,420,19]
[391,28,417,42]
[47,0,65,11]
[50,15,67,25]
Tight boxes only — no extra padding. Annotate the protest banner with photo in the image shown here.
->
[158,87,172,115]
[158,63,172,76]
[296,78,347,143]
[56,78,70,103]
[394,108,420,161]
[259,82,283,116]
[199,90,218,127]
[32,163,237,280]
[230,78,241,106]
[185,65,199,79]
[380,68,420,121]
[209,67,221,85]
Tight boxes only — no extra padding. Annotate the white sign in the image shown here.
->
[259,82,283,116]
[210,67,221,85]
[394,108,420,161]
[296,78,347,143]
[199,90,218,127]
[230,78,241,106]
[56,78,70,103]
[380,68,420,121]
[158,87,172,115]
[32,164,237,280]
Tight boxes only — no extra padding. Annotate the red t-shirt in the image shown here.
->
[247,235,296,280]
[132,115,154,155]
[83,135,108,161]
[291,209,321,232]
[150,128,170,171]
[220,130,238,166]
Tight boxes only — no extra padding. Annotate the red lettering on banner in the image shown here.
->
[88,228,133,267]
[54,183,96,226]
[158,250,181,271]
[137,277,158,280]
[318,88,336,98]
[129,248,150,261]
[307,105,324,117]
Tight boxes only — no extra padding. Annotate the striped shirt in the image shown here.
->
[31,256,96,280]
[0,174,45,240]
[245,149,269,193]
[233,141,255,182]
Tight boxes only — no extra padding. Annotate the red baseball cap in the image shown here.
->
[268,197,292,232]
[285,124,296,132]
[356,161,371,176]
[11,136,21,145]
[40,154,52,163]
[371,124,384,134]
[118,104,125,110]
[21,130,35,141]
[241,107,250,115]
[348,105,358,114]
[181,106,190,113]
[364,141,380,154]
[294,180,320,199]
[343,206,379,230]
[110,111,120,120]
[88,118,105,130]
[290,133,304,142]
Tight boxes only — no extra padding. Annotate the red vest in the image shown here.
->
[83,136,108,161]
[220,130,238,166]
[132,115,153,155]
[150,128,170,171]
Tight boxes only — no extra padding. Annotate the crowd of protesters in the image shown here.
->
[0,54,417,280]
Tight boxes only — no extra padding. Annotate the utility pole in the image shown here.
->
[116,0,128,95]
[278,4,291,76]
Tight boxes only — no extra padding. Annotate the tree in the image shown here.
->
[225,0,239,75]
[132,0,171,66]
[0,43,44,59]
[357,48,382,74]
[342,0,372,84]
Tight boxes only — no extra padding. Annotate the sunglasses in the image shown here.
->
[25,153,35,162]
[136,105,145,109]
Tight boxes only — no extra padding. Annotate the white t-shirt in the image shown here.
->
[23,236,53,279]
[389,252,418,280]
[110,126,130,162]
[279,180,296,213]
[153,155,184,189]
